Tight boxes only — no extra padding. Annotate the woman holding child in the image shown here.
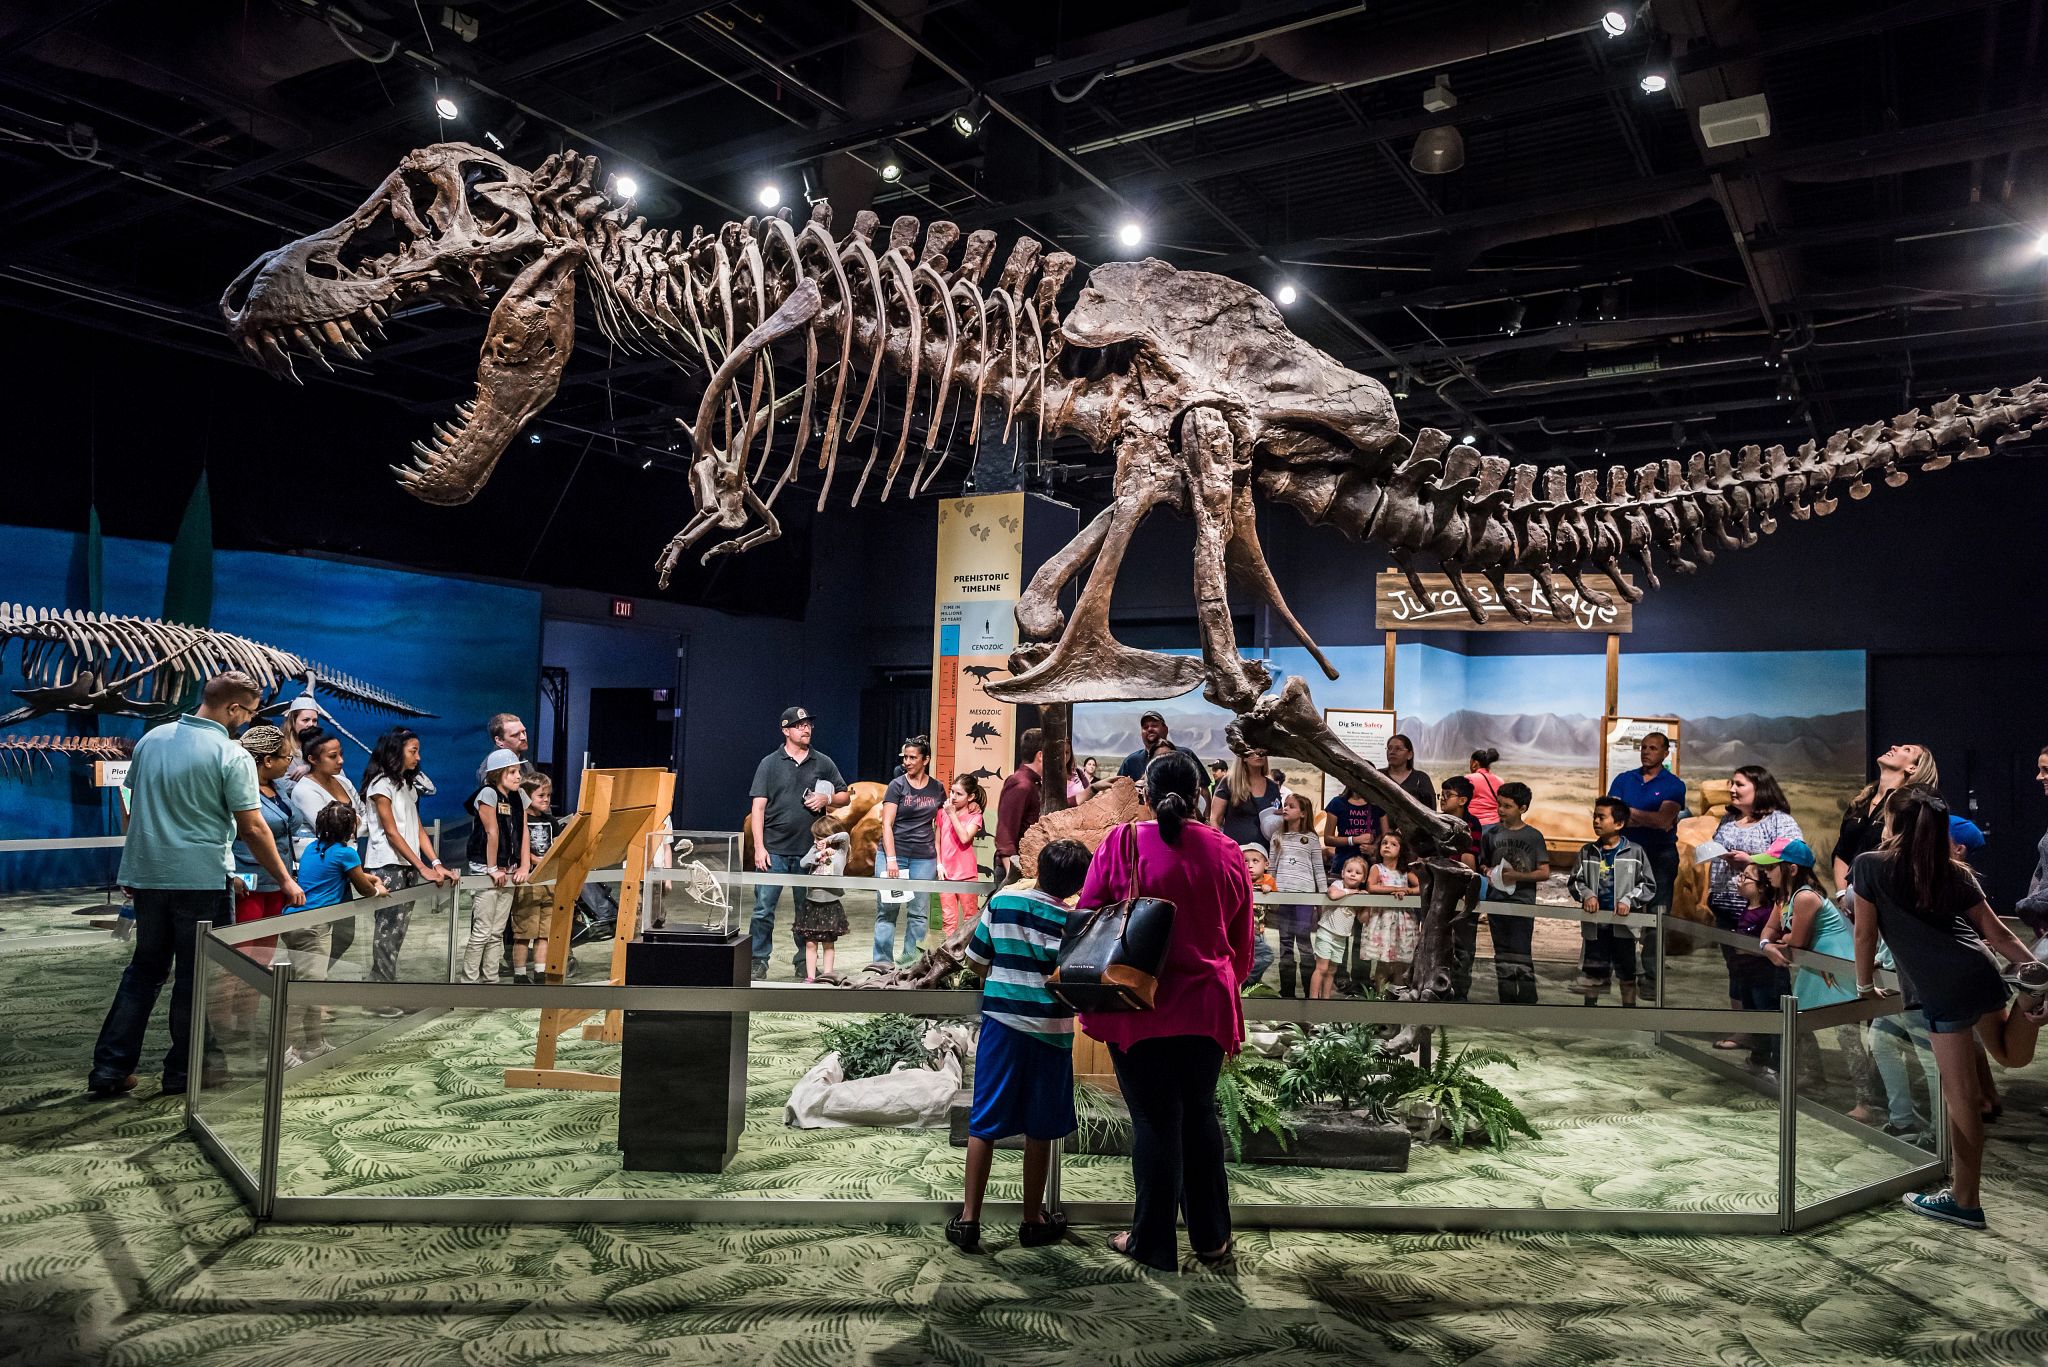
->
[1074,750,1256,1271]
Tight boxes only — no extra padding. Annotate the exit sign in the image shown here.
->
[611,598,633,619]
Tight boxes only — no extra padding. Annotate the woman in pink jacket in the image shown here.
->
[1075,749,1256,1271]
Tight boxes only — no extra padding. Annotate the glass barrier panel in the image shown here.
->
[269,1001,984,1203]
[193,934,275,1183]
[1060,1015,1784,1218]
[0,841,129,949]
[1791,1005,1940,1210]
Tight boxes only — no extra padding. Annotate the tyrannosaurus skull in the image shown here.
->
[221,143,575,504]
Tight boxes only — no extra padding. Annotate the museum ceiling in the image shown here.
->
[2,0,2044,597]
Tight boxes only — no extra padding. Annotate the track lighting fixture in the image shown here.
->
[950,94,986,138]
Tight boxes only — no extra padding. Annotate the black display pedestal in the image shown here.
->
[618,929,750,1173]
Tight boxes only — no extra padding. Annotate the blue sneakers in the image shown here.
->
[1903,1189,1986,1229]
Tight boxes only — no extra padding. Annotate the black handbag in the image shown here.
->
[1049,822,1177,1012]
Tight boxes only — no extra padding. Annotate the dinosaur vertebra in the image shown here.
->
[225,142,2048,1036]
[0,605,432,733]
[0,733,133,776]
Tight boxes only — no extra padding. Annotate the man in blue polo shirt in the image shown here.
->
[87,672,302,1098]
[1606,730,1686,1003]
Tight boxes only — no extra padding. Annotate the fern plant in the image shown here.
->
[1214,1053,1294,1161]
[1392,1046,1539,1149]
[817,1014,933,1081]
[1274,1026,1388,1113]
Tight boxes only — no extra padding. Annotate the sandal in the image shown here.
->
[945,1214,982,1254]
[1194,1239,1235,1267]
[1018,1211,1068,1248]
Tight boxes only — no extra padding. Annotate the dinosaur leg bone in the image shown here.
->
[989,445,1204,706]
[1182,407,1272,713]
[1222,479,1339,681]
[1230,676,1466,859]
[1013,505,1114,643]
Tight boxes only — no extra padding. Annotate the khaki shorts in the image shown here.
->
[511,885,555,940]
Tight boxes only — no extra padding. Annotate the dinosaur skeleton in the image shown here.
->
[225,141,2048,1028]
[0,733,133,776]
[0,605,432,751]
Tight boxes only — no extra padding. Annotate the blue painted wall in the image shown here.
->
[2,526,540,891]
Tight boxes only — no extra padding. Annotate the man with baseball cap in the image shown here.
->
[1115,710,1211,788]
[747,706,850,979]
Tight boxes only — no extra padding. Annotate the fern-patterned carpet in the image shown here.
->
[9,938,2048,1366]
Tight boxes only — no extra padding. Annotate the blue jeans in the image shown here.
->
[750,853,809,974]
[1870,1009,1933,1131]
[90,885,232,1087]
[873,856,935,963]
[1247,922,1274,984]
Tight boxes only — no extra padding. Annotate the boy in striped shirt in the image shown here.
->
[948,838,1091,1254]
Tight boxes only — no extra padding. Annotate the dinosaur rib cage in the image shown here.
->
[532,149,1075,512]
[0,606,431,717]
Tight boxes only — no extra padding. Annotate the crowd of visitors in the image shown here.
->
[84,674,2048,1247]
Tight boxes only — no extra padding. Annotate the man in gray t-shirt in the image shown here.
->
[747,706,849,979]
[1478,781,1550,1005]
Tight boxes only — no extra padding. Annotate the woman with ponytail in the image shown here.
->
[1073,749,1256,1271]
[1853,785,2048,1229]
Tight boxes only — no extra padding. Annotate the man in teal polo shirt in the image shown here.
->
[87,672,302,1098]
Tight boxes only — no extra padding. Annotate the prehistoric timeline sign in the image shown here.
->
[1373,572,1634,633]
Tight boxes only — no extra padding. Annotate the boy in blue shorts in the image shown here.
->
[948,837,1091,1253]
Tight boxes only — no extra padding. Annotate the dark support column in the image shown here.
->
[1041,702,1072,813]
[618,930,749,1172]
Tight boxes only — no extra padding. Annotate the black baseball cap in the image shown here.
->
[1140,710,1167,726]
[780,706,813,727]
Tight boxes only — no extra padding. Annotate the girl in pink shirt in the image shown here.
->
[936,774,986,938]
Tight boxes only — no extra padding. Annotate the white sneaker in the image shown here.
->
[303,1040,334,1060]
[282,1046,306,1069]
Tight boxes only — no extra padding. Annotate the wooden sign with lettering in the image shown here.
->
[1374,572,1633,633]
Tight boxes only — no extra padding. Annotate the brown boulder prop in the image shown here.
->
[1668,779,1733,956]
[1018,776,1149,878]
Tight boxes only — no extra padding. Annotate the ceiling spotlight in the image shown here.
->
[1503,300,1526,336]
[1638,68,1669,95]
[433,94,459,121]
[1390,369,1412,401]
[878,144,904,183]
[528,432,542,445]
[1276,282,1298,306]
[1670,421,1687,448]
[614,174,640,200]
[2034,230,2048,255]
[1410,75,1464,175]
[757,182,782,209]
[1601,9,1630,38]
[1459,430,1478,446]
[1763,337,1783,369]
[950,93,987,138]
[641,459,653,470]
[1116,220,1144,249]
[1596,285,1622,320]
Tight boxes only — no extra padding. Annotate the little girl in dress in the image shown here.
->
[1312,855,1368,999]
[1362,830,1422,990]
[1268,791,1324,999]
[936,774,987,940]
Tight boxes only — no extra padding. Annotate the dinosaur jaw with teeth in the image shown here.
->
[394,245,580,505]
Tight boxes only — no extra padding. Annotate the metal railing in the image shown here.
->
[164,860,1939,1234]
[3,832,1943,1235]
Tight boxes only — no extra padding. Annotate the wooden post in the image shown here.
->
[1604,632,1621,718]
[1382,630,1398,710]
[505,765,674,1092]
